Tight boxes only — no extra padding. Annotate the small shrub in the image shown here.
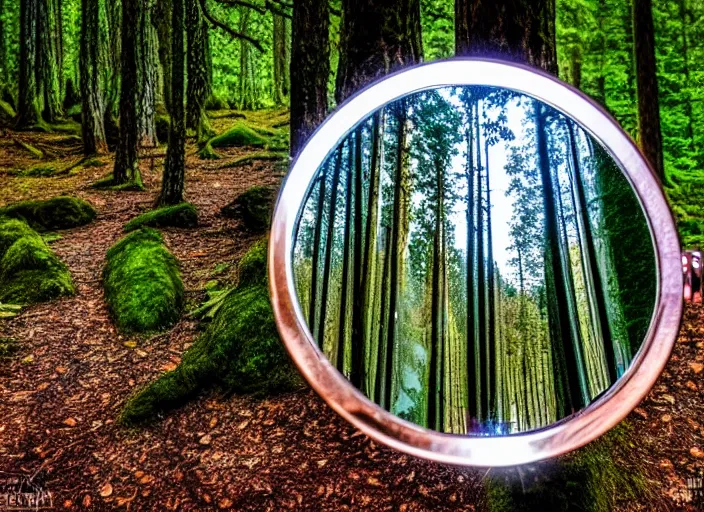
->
[0,196,97,231]
[124,203,198,232]
[0,218,74,304]
[103,228,184,333]
[221,186,275,233]
[120,238,301,425]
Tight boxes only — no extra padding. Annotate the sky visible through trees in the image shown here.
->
[293,85,656,436]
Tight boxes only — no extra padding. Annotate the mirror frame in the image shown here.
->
[269,58,683,467]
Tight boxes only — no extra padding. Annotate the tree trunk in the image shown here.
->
[337,140,354,374]
[455,0,557,74]
[289,0,329,158]
[80,0,107,155]
[350,126,366,390]
[485,139,497,419]
[633,0,665,180]
[186,0,212,140]
[158,0,185,205]
[17,0,42,129]
[38,0,63,122]
[309,174,327,339]
[475,104,488,421]
[272,13,290,106]
[335,0,423,104]
[154,0,172,113]
[136,0,158,147]
[113,0,141,185]
[464,99,478,424]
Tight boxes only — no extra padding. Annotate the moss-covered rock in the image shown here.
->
[0,196,97,231]
[221,186,275,233]
[0,218,75,304]
[124,203,198,232]
[120,238,302,425]
[103,228,184,334]
[198,123,269,160]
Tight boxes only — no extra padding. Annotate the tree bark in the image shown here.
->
[80,0,107,155]
[187,0,212,140]
[633,0,665,180]
[113,0,141,185]
[158,0,186,205]
[154,0,172,113]
[137,0,158,147]
[38,0,63,122]
[17,0,42,129]
[335,0,423,104]
[272,13,290,105]
[290,0,329,158]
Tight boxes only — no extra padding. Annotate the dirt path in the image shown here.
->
[0,125,702,511]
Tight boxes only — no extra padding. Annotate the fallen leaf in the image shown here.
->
[63,417,77,427]
[100,482,113,497]
[55,366,67,374]
[633,408,648,420]
[686,381,698,391]
[139,475,154,485]
[662,394,676,405]
[124,341,137,349]
[689,363,703,374]
[661,414,672,423]
[199,434,212,446]
[219,498,233,509]
[690,447,704,459]
[82,495,91,507]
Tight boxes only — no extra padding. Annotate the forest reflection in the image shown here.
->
[293,86,656,435]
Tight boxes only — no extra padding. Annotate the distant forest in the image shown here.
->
[293,86,656,435]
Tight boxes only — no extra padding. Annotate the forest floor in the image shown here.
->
[0,112,702,511]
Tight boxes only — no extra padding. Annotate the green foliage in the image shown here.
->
[0,218,74,304]
[487,425,653,512]
[221,186,275,233]
[0,196,97,231]
[124,203,198,232]
[103,228,184,333]
[19,164,60,177]
[120,238,301,425]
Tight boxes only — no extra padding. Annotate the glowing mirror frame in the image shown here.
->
[269,58,682,467]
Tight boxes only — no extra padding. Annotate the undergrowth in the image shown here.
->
[124,203,198,232]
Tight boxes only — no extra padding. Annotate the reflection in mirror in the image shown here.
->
[292,86,656,436]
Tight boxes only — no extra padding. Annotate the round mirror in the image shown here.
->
[269,59,682,466]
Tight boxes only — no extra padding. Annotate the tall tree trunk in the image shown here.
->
[153,0,172,113]
[186,0,212,141]
[80,0,107,155]
[104,0,122,126]
[158,0,185,205]
[318,151,344,347]
[475,104,488,421]
[485,139,497,419]
[38,0,63,122]
[309,173,327,339]
[384,102,409,411]
[465,99,478,424]
[17,0,42,129]
[374,227,393,407]
[455,0,557,74]
[349,126,366,390]
[290,0,329,158]
[337,140,355,373]
[272,13,290,106]
[429,157,444,431]
[113,0,141,185]
[137,0,158,147]
[237,7,255,110]
[633,0,665,180]
[335,0,423,104]
[0,0,6,92]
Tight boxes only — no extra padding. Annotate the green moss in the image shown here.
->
[124,203,198,232]
[221,186,275,233]
[0,338,19,358]
[198,142,221,160]
[120,238,301,425]
[487,425,654,512]
[91,174,145,191]
[223,151,288,169]
[208,123,269,149]
[0,196,97,231]
[0,100,16,125]
[103,228,184,333]
[0,218,75,304]
[238,237,268,287]
[20,164,60,177]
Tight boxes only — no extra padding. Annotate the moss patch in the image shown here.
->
[0,338,20,359]
[124,203,198,232]
[0,196,97,231]
[103,228,184,334]
[199,123,269,160]
[0,218,75,304]
[19,164,60,177]
[120,238,302,425]
[91,174,145,191]
[221,186,275,233]
[486,425,654,512]
[0,100,16,125]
